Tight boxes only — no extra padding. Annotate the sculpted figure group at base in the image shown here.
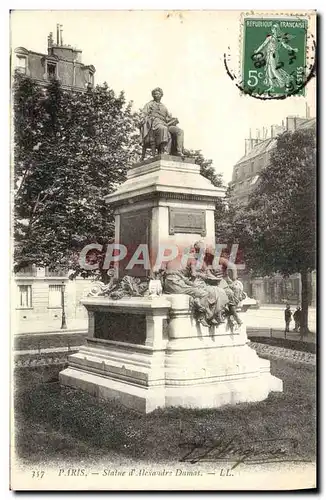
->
[139,87,184,159]
[89,242,246,332]
[160,242,246,330]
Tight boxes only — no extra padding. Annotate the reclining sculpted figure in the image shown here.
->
[139,87,184,159]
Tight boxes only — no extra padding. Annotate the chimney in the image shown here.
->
[56,24,60,45]
[286,116,297,132]
[245,139,250,155]
[47,32,54,54]
[60,25,63,46]
[306,102,310,119]
[271,124,286,138]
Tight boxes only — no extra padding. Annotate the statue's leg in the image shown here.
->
[168,126,184,156]
[150,139,156,156]
[155,125,169,155]
[141,143,146,160]
[229,304,242,325]
[158,142,168,154]
[166,133,172,155]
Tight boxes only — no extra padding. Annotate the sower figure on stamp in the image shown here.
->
[253,23,298,92]
[139,87,184,159]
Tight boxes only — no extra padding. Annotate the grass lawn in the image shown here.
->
[13,359,316,466]
[14,332,88,351]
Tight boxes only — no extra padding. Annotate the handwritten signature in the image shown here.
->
[178,434,305,469]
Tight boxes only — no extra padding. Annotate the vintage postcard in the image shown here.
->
[10,9,317,491]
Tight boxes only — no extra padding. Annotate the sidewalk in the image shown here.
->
[14,318,88,335]
[258,305,316,310]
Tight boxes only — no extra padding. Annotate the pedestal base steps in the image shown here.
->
[59,294,283,413]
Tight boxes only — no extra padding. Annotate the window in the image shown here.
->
[250,161,254,173]
[88,71,94,86]
[18,285,32,308]
[16,55,27,73]
[47,62,57,79]
[48,285,63,308]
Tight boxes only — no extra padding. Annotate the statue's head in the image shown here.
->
[193,240,205,253]
[271,23,281,37]
[152,87,163,101]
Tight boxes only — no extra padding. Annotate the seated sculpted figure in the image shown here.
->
[139,87,184,159]
[160,241,246,329]
[159,245,229,327]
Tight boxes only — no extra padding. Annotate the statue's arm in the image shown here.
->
[281,40,298,52]
[139,102,151,125]
[165,106,179,126]
[219,256,237,280]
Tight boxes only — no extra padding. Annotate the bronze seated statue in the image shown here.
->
[139,87,184,160]
[140,117,182,159]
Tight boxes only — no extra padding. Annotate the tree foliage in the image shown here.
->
[248,127,316,276]
[184,149,224,188]
[14,73,140,277]
[14,74,227,281]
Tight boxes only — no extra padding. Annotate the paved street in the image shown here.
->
[15,305,316,338]
[242,306,316,343]
[242,305,316,332]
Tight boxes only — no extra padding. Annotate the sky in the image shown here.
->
[10,10,316,183]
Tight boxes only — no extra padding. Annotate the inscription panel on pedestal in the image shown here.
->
[119,208,151,277]
[94,311,146,345]
[169,208,206,236]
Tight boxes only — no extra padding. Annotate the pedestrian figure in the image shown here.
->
[284,304,292,333]
[293,306,301,332]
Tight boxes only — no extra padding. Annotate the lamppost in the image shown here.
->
[61,281,67,330]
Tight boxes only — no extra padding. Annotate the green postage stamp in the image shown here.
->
[242,18,308,97]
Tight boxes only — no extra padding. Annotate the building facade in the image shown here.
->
[229,115,316,306]
[14,24,95,91]
[13,26,96,333]
[229,116,316,204]
[14,266,92,333]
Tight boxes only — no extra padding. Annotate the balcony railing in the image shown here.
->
[44,267,68,277]
[15,266,68,278]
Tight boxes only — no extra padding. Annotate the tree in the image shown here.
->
[184,149,224,188]
[216,126,316,335]
[184,149,226,226]
[13,73,140,282]
[251,126,316,335]
[14,75,228,283]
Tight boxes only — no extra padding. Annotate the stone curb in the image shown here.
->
[14,343,316,368]
[14,348,80,368]
[250,342,316,365]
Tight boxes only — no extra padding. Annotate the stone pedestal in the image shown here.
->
[60,294,282,413]
[104,155,225,277]
[60,155,283,412]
